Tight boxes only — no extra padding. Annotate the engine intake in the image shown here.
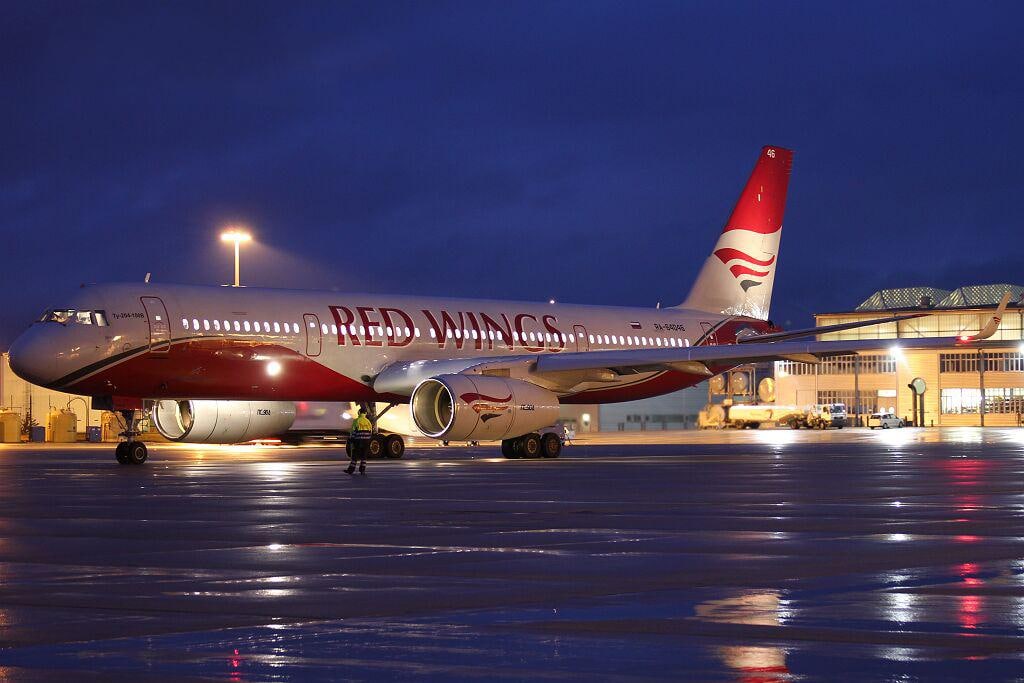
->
[411,375,559,441]
[152,400,296,443]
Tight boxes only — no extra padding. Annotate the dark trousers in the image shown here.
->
[350,439,369,465]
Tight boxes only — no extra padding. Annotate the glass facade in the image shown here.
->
[817,390,890,415]
[941,387,1024,414]
[939,352,1024,373]
[776,354,895,377]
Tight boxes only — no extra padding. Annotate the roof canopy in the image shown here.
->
[855,287,951,311]
[855,284,1023,311]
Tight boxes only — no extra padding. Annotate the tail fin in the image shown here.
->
[680,146,794,319]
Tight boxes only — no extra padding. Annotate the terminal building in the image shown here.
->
[773,284,1024,427]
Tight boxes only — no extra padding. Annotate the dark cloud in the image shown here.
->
[3,1,1024,345]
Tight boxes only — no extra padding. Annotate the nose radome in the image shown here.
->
[8,326,58,387]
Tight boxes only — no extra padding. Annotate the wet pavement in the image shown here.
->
[2,428,1024,680]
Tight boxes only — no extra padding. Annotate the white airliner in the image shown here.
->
[7,146,1006,464]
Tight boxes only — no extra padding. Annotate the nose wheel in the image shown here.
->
[115,409,149,465]
[115,441,148,465]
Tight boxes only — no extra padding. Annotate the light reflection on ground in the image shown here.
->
[0,428,1023,679]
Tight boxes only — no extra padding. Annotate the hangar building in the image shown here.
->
[774,284,1024,427]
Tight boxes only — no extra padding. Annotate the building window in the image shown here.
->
[942,388,982,414]
[776,354,896,377]
[944,387,1024,414]
[941,352,1024,373]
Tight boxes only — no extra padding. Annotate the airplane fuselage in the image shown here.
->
[10,282,771,405]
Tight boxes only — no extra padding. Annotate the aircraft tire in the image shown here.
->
[501,439,519,459]
[384,434,405,459]
[367,435,384,459]
[127,442,148,465]
[521,433,542,459]
[540,433,561,458]
[115,442,129,464]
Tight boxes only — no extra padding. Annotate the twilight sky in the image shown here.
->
[3,1,1023,346]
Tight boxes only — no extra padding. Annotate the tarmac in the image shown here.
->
[2,427,1024,680]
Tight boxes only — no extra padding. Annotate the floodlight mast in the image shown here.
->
[220,229,251,287]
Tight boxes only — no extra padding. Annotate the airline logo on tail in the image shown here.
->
[680,145,793,319]
[713,247,776,291]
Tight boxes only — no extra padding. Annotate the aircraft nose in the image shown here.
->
[8,326,58,387]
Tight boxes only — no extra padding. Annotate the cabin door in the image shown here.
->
[699,321,719,346]
[303,313,322,357]
[140,297,171,353]
[573,325,589,352]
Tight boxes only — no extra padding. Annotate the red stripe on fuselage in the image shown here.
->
[64,339,380,402]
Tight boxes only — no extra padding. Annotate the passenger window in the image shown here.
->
[321,323,329,335]
[94,311,108,326]
[589,335,595,343]
[214,320,221,331]
[182,318,189,330]
[203,320,210,331]
[273,322,280,333]
[243,321,251,332]
[293,323,300,334]
[331,324,338,335]
[223,320,230,331]
[233,321,241,332]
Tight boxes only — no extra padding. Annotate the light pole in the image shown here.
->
[220,229,251,287]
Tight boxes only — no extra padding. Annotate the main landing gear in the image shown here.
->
[501,432,561,459]
[344,402,405,460]
[114,409,148,465]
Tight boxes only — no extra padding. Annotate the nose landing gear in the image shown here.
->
[115,409,148,465]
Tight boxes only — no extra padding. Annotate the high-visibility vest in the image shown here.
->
[352,415,372,440]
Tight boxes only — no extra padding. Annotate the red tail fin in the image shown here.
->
[681,146,794,319]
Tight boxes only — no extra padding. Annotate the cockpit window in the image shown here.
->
[39,309,108,326]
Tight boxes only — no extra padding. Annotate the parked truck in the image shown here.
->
[699,403,805,429]
[699,402,848,430]
[790,403,847,430]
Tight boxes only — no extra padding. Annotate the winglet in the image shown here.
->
[962,291,1011,342]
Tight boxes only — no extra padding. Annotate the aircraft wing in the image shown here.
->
[535,292,1011,376]
[375,293,1010,397]
[534,334,1004,376]
[738,312,928,344]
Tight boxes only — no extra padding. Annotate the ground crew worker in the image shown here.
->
[347,407,373,475]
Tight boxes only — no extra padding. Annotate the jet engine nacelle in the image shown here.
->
[410,375,559,441]
[152,400,296,443]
